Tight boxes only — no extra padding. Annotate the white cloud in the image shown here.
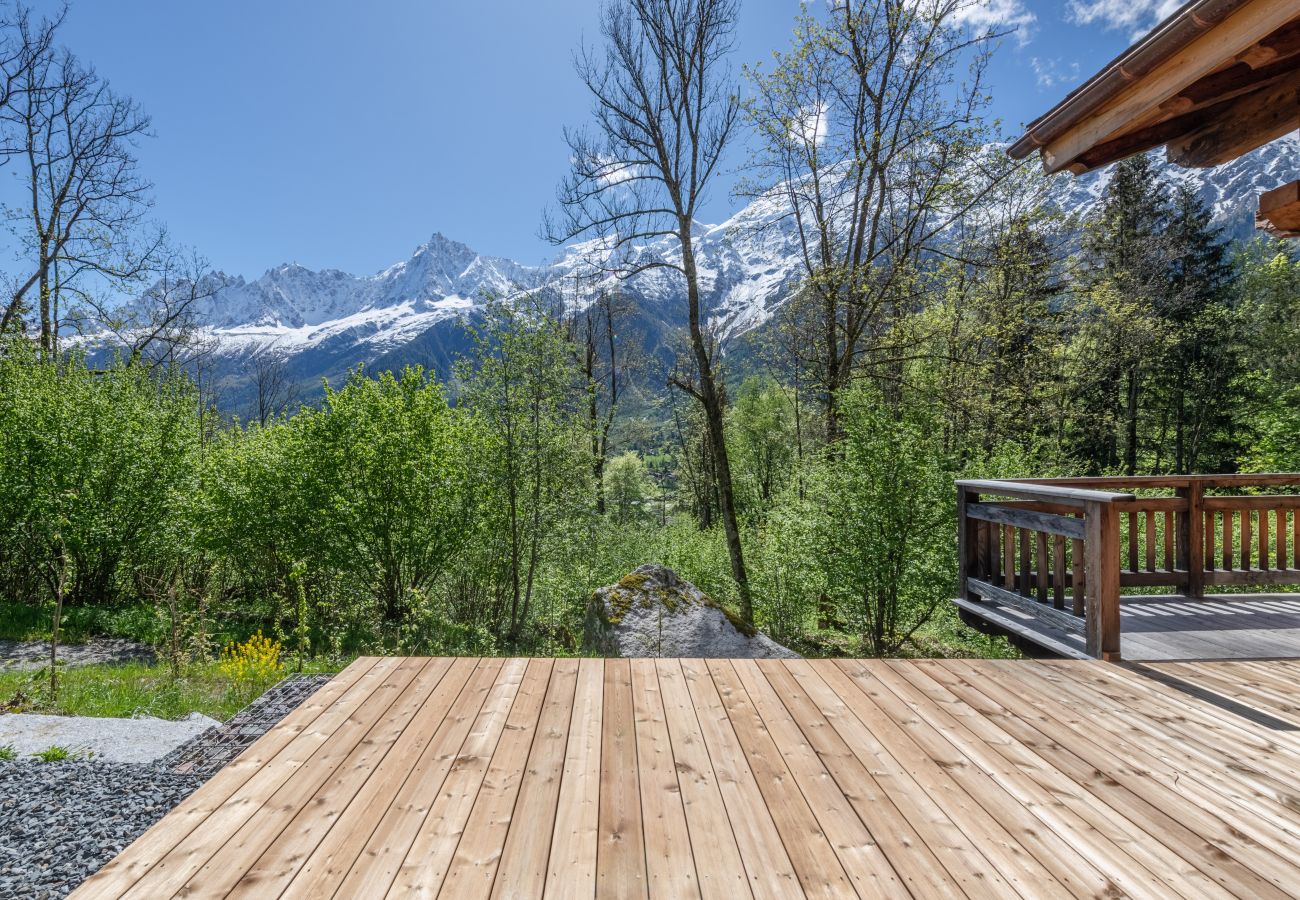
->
[592,154,642,188]
[1029,56,1081,89]
[950,0,1038,46]
[790,102,828,148]
[1067,0,1184,40]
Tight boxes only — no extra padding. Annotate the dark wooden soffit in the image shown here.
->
[1259,180,1300,237]
[1009,0,1300,175]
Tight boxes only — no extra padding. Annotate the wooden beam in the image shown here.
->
[1042,0,1300,173]
[1166,69,1300,166]
[1258,179,1300,236]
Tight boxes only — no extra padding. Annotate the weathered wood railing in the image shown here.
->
[957,474,1300,660]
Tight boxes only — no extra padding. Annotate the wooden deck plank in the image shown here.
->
[730,659,905,898]
[311,657,503,899]
[899,659,1233,900]
[920,659,1276,898]
[876,659,1213,899]
[653,659,753,900]
[680,657,802,898]
[773,659,1009,900]
[226,656,467,898]
[544,657,603,900]
[173,657,441,899]
[279,656,491,899]
[812,659,1065,898]
[705,659,857,899]
[383,657,528,898]
[70,655,382,899]
[941,660,1299,897]
[1020,662,1300,841]
[491,658,579,900]
[78,656,1300,899]
[439,658,555,899]
[629,658,699,900]
[833,659,1113,899]
[596,657,647,900]
[118,656,421,900]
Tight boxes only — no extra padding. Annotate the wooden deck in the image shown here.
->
[955,592,1300,661]
[74,655,1300,899]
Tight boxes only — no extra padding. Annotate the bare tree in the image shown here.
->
[566,284,639,514]
[70,243,218,367]
[248,345,298,426]
[549,0,754,621]
[0,14,158,355]
[745,0,1008,439]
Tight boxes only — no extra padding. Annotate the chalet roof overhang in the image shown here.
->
[1009,0,1299,175]
[1009,0,1299,235]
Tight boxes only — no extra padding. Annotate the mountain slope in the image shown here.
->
[181,138,1295,409]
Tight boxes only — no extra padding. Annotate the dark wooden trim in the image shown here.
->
[1085,501,1122,661]
[1204,568,1300,586]
[965,503,1087,540]
[966,578,1086,636]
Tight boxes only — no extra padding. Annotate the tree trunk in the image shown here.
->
[681,230,752,622]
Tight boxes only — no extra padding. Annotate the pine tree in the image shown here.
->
[1071,153,1171,474]
[1153,185,1240,473]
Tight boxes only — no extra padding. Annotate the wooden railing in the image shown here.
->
[957,474,1300,660]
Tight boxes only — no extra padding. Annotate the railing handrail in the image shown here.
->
[958,472,1300,661]
[956,479,1135,506]
[1006,473,1300,490]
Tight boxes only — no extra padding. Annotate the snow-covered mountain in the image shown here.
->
[178,137,1296,408]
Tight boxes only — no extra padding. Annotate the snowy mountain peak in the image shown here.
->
[178,139,1294,398]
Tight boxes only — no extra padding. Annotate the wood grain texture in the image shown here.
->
[72,655,1300,899]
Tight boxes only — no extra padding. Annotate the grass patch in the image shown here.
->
[0,657,347,721]
[31,745,75,762]
[0,744,15,760]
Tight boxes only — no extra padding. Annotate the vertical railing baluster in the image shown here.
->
[1019,528,1031,598]
[1036,531,1049,604]
[1053,535,1066,610]
[1241,509,1252,571]
[1222,510,1233,572]
[1259,509,1269,572]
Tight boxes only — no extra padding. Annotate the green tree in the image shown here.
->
[803,386,953,655]
[459,297,587,641]
[605,452,653,524]
[300,366,477,627]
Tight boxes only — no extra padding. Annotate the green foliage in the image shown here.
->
[32,745,74,762]
[0,658,341,721]
[0,343,201,608]
[728,377,797,519]
[0,745,16,761]
[605,452,654,524]
[812,388,955,654]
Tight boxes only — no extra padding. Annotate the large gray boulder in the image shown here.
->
[583,564,799,658]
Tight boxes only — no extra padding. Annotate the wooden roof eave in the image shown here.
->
[1258,180,1300,237]
[1010,0,1300,175]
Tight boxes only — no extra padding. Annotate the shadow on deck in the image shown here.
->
[956,592,1300,661]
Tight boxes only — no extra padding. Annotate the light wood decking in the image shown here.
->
[955,592,1300,660]
[74,656,1300,898]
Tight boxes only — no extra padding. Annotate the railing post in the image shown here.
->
[1084,500,1121,661]
[1177,480,1205,598]
[958,486,980,602]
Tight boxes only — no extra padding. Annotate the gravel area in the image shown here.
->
[0,711,220,764]
[0,759,203,900]
[0,673,332,899]
[0,638,154,671]
[158,674,332,777]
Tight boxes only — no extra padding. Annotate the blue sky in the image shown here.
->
[25,0,1180,278]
